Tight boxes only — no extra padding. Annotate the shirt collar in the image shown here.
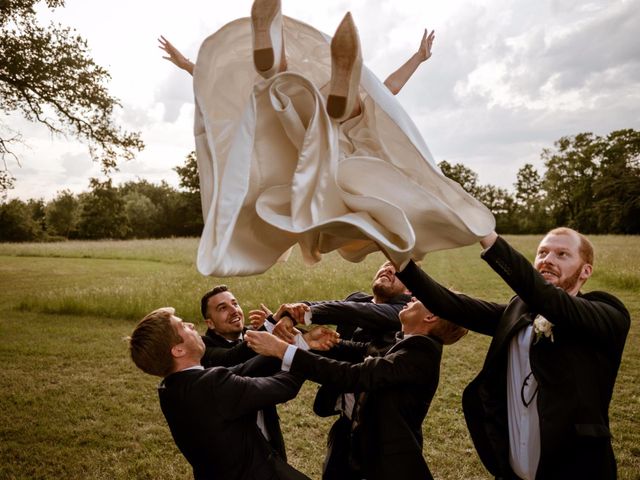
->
[180,365,204,372]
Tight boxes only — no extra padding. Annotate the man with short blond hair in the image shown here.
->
[264,260,411,479]
[396,227,630,480]
[246,299,467,480]
[129,307,310,480]
[129,307,182,377]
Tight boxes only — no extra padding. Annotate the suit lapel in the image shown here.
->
[485,300,533,366]
[386,334,432,355]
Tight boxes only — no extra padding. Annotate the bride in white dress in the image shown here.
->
[161,0,494,277]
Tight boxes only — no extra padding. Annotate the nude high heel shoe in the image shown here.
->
[251,0,285,78]
[327,12,363,122]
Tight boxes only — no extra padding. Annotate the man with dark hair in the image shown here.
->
[246,300,468,480]
[271,261,411,348]
[199,285,260,368]
[128,307,313,480]
[394,228,630,480]
[199,284,298,462]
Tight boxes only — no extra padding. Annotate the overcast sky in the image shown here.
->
[5,0,640,201]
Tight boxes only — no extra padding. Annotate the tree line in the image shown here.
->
[1,129,638,242]
[451,128,639,234]
[0,153,201,242]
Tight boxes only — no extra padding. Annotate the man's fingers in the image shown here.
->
[260,303,272,315]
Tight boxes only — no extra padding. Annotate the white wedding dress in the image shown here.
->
[193,16,495,277]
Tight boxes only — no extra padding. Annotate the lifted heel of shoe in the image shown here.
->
[327,12,362,121]
[251,0,283,78]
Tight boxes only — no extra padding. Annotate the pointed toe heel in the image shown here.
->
[327,12,363,121]
[251,0,284,78]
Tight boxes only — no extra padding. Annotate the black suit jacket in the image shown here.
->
[306,293,409,419]
[158,357,306,480]
[201,327,259,368]
[291,335,442,480]
[397,236,630,480]
[201,328,287,460]
[307,292,410,346]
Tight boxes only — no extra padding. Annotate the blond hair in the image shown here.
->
[129,307,182,377]
[430,318,468,345]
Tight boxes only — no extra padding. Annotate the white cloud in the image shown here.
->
[5,0,640,201]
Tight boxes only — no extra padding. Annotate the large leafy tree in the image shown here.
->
[0,0,144,193]
[0,198,41,241]
[542,133,600,232]
[174,151,200,195]
[123,191,160,239]
[45,188,79,237]
[592,129,640,233]
[173,150,203,235]
[76,178,129,239]
[541,129,640,233]
[438,160,482,197]
[477,184,517,233]
[514,163,549,233]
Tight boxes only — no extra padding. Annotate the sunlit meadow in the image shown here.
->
[0,236,638,479]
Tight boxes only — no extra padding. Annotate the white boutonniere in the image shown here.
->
[533,314,555,344]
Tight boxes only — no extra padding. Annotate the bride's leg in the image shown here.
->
[251,0,287,78]
[327,12,362,122]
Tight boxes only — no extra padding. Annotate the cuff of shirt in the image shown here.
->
[294,333,310,350]
[263,317,275,333]
[282,344,298,372]
[303,310,313,326]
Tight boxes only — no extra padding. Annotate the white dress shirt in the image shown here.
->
[507,324,541,480]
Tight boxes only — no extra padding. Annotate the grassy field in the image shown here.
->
[0,236,638,479]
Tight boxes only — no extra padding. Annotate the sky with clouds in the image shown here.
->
[5,0,639,201]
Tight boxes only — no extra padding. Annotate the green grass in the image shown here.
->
[0,236,638,479]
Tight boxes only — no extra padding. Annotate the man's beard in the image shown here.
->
[556,264,584,292]
[372,282,398,302]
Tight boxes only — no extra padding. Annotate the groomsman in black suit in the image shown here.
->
[200,285,264,367]
[261,260,411,479]
[270,261,410,348]
[128,307,313,480]
[199,284,288,460]
[246,299,468,480]
[395,228,630,480]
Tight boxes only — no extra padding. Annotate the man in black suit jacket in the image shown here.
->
[200,284,266,367]
[129,307,311,480]
[261,260,411,479]
[395,228,630,480]
[270,260,410,347]
[199,284,287,459]
[245,299,468,480]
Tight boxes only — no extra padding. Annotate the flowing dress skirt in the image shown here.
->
[193,16,495,276]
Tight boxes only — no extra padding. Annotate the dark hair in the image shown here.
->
[200,285,229,319]
[129,307,183,377]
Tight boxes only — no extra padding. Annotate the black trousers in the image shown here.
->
[322,415,361,480]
